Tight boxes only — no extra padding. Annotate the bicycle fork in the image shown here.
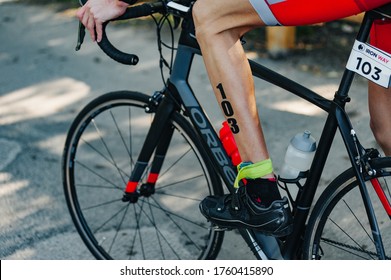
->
[335,104,388,259]
[122,92,176,203]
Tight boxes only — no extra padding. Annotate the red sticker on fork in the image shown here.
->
[147,173,159,184]
[125,181,138,193]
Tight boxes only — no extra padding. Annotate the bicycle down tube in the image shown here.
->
[168,42,282,259]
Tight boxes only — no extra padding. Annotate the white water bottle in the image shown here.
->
[280,130,317,179]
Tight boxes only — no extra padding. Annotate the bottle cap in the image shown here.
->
[290,130,316,152]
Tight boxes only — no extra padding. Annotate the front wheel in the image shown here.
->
[303,157,391,259]
[62,91,224,260]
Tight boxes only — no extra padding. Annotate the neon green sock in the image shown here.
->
[234,159,273,188]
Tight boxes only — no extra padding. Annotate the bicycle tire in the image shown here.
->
[303,157,391,259]
[62,91,224,260]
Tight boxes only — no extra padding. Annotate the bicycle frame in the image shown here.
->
[124,7,388,259]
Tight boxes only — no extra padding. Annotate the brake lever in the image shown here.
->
[75,21,86,51]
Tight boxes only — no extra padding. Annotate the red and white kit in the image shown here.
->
[249,0,391,52]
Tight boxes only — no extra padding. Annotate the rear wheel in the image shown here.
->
[62,91,224,259]
[303,157,391,259]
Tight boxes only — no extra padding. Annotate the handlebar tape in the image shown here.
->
[98,24,139,65]
[97,2,164,65]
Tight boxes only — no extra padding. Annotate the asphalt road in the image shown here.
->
[0,1,378,259]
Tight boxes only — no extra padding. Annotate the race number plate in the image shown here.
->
[346,40,391,88]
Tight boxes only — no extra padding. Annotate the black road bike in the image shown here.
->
[62,0,391,259]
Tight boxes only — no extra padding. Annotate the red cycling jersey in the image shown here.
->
[249,0,391,52]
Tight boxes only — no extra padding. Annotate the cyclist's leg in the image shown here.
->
[193,0,271,169]
[368,19,391,156]
[193,0,285,205]
[193,0,292,236]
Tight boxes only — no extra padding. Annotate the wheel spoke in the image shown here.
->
[91,119,127,185]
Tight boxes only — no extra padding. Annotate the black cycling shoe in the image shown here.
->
[199,187,293,237]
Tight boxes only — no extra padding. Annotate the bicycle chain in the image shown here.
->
[321,237,390,259]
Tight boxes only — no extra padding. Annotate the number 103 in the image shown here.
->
[355,57,382,81]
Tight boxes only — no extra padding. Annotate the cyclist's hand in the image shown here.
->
[76,0,128,43]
